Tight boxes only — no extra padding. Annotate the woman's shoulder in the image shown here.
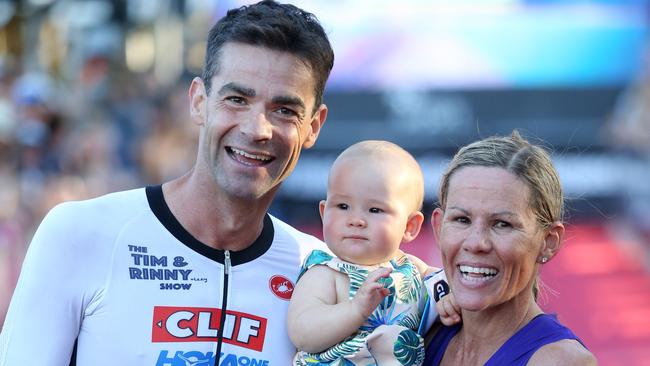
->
[527,338,597,366]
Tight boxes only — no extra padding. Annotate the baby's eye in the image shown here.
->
[369,207,383,214]
[336,203,349,210]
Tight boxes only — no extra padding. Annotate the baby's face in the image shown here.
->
[319,157,417,265]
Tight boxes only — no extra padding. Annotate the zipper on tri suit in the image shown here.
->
[215,250,231,364]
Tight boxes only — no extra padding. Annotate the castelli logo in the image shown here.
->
[269,275,294,300]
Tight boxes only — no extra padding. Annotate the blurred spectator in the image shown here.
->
[604,43,650,261]
[606,49,650,158]
[0,58,23,328]
[139,83,197,184]
[0,176,25,329]
[0,55,187,327]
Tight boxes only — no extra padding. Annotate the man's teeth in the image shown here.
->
[231,148,271,161]
[459,265,498,280]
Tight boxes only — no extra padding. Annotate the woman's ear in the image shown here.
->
[538,222,565,263]
[402,211,424,244]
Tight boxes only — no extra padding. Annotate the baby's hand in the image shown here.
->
[352,267,392,319]
[436,292,461,326]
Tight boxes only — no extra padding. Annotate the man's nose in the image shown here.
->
[240,110,273,141]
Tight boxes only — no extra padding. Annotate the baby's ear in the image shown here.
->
[318,200,326,221]
[402,211,424,244]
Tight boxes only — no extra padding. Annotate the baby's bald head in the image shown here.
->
[330,140,424,212]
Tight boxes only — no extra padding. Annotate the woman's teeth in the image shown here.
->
[459,265,498,282]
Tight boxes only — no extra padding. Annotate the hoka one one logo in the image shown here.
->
[156,350,270,366]
[157,351,213,366]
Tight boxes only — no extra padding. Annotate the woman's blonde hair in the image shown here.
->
[438,130,563,228]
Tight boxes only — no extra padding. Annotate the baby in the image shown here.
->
[288,140,458,365]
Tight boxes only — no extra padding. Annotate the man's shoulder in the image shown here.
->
[27,187,150,267]
[44,187,148,228]
[268,215,327,251]
[268,215,322,241]
[58,186,144,209]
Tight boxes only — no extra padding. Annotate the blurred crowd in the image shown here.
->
[3,49,650,329]
[0,53,198,326]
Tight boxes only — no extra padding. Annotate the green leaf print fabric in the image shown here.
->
[293,250,428,366]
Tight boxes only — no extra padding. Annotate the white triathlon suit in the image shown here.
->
[0,186,328,366]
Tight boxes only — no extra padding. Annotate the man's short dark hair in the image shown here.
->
[203,0,334,113]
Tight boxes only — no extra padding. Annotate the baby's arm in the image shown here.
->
[405,252,439,278]
[287,265,391,353]
[436,293,461,325]
[406,253,462,326]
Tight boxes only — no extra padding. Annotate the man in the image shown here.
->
[0,1,334,365]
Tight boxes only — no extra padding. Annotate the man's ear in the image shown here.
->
[538,222,565,263]
[402,211,424,244]
[319,200,326,221]
[431,208,444,244]
[189,77,207,126]
[302,104,328,149]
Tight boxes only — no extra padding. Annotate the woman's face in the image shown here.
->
[432,166,546,312]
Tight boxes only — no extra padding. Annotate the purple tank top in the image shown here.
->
[424,314,585,366]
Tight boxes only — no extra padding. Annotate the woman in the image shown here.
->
[425,131,597,365]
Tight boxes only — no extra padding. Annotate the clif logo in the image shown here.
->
[152,306,267,351]
[269,275,294,300]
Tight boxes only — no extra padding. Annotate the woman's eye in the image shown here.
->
[495,221,511,229]
[369,207,383,214]
[336,203,348,210]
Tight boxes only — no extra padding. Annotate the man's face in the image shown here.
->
[189,42,327,200]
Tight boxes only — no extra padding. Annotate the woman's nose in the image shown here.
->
[462,225,492,252]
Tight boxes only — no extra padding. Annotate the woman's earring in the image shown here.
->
[540,257,548,263]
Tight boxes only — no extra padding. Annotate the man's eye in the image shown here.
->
[453,216,470,224]
[226,96,246,104]
[369,207,383,214]
[336,203,348,210]
[277,107,298,116]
